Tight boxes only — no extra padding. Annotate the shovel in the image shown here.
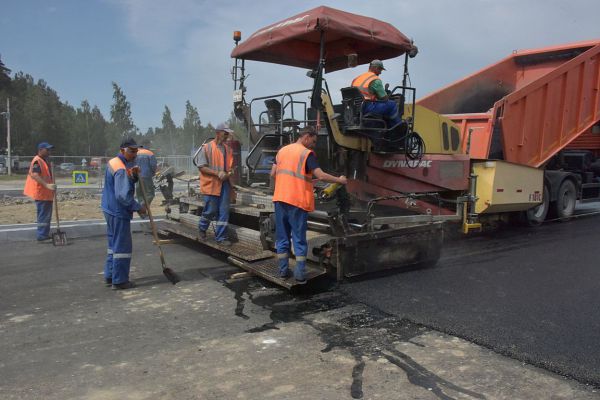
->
[138,177,180,284]
[52,181,68,246]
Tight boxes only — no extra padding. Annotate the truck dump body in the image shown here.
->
[418,41,600,167]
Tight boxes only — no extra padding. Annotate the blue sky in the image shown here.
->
[1,0,599,133]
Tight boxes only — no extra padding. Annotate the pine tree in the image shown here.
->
[0,55,11,91]
[108,82,136,152]
[110,82,135,135]
[162,105,177,155]
[183,100,202,153]
[227,111,248,147]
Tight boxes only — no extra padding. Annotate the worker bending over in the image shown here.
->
[101,138,147,290]
[271,127,347,284]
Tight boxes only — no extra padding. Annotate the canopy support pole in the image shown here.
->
[311,30,326,132]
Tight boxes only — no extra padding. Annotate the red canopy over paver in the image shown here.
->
[231,6,414,72]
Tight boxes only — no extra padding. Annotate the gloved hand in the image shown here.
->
[217,171,228,181]
[130,166,140,176]
[138,205,148,218]
[46,183,57,191]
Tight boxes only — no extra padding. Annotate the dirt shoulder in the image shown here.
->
[0,177,167,224]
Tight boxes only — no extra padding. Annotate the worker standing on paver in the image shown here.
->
[135,141,158,207]
[270,127,347,283]
[101,137,147,290]
[197,123,234,246]
[23,142,57,242]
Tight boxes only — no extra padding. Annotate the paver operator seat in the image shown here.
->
[340,86,408,152]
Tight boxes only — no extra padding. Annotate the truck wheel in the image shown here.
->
[525,185,549,226]
[555,179,576,220]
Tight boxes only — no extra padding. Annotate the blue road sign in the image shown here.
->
[72,171,88,186]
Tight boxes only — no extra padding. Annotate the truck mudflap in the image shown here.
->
[330,221,444,279]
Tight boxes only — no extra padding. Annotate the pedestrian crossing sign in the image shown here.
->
[72,170,88,186]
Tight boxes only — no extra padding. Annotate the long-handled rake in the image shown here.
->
[51,168,67,246]
[138,177,180,284]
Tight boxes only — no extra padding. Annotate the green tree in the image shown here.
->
[79,100,92,155]
[90,105,108,155]
[108,82,136,152]
[0,69,111,158]
[161,105,176,155]
[227,111,248,147]
[0,55,11,91]
[183,100,202,153]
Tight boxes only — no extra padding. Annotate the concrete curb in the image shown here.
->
[0,218,162,242]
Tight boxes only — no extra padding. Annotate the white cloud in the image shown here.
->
[108,0,600,131]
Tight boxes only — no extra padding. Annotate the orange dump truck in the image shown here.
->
[418,40,600,224]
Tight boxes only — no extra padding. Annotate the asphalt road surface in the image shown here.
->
[1,224,599,398]
[341,214,600,385]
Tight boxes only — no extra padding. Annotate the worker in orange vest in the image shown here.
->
[23,142,57,241]
[101,137,147,290]
[135,141,158,206]
[197,123,235,246]
[270,127,347,284]
[351,59,402,128]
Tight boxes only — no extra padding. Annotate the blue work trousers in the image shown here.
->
[35,200,53,240]
[274,201,308,280]
[363,100,402,127]
[103,212,133,285]
[199,181,230,242]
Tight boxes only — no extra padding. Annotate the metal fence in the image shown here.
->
[0,155,198,176]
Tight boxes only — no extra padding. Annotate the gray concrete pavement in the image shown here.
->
[1,234,598,399]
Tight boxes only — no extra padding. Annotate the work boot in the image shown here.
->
[217,240,232,247]
[199,230,207,240]
[112,281,136,290]
[104,278,112,287]
[279,269,291,279]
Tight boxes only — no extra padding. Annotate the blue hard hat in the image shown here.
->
[37,142,54,150]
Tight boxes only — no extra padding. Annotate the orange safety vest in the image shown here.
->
[23,155,54,201]
[200,140,234,196]
[272,143,315,212]
[351,71,380,101]
[108,156,131,177]
[137,148,154,156]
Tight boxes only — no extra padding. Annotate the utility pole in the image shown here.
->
[6,98,9,176]
[1,98,10,176]
[86,112,90,156]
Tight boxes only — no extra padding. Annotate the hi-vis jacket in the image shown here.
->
[101,154,141,219]
[200,140,233,196]
[351,71,380,101]
[272,143,315,212]
[23,155,54,201]
[136,148,157,178]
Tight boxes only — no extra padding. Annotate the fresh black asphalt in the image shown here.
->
[341,215,600,386]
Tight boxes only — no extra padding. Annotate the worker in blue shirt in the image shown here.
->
[101,137,147,290]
